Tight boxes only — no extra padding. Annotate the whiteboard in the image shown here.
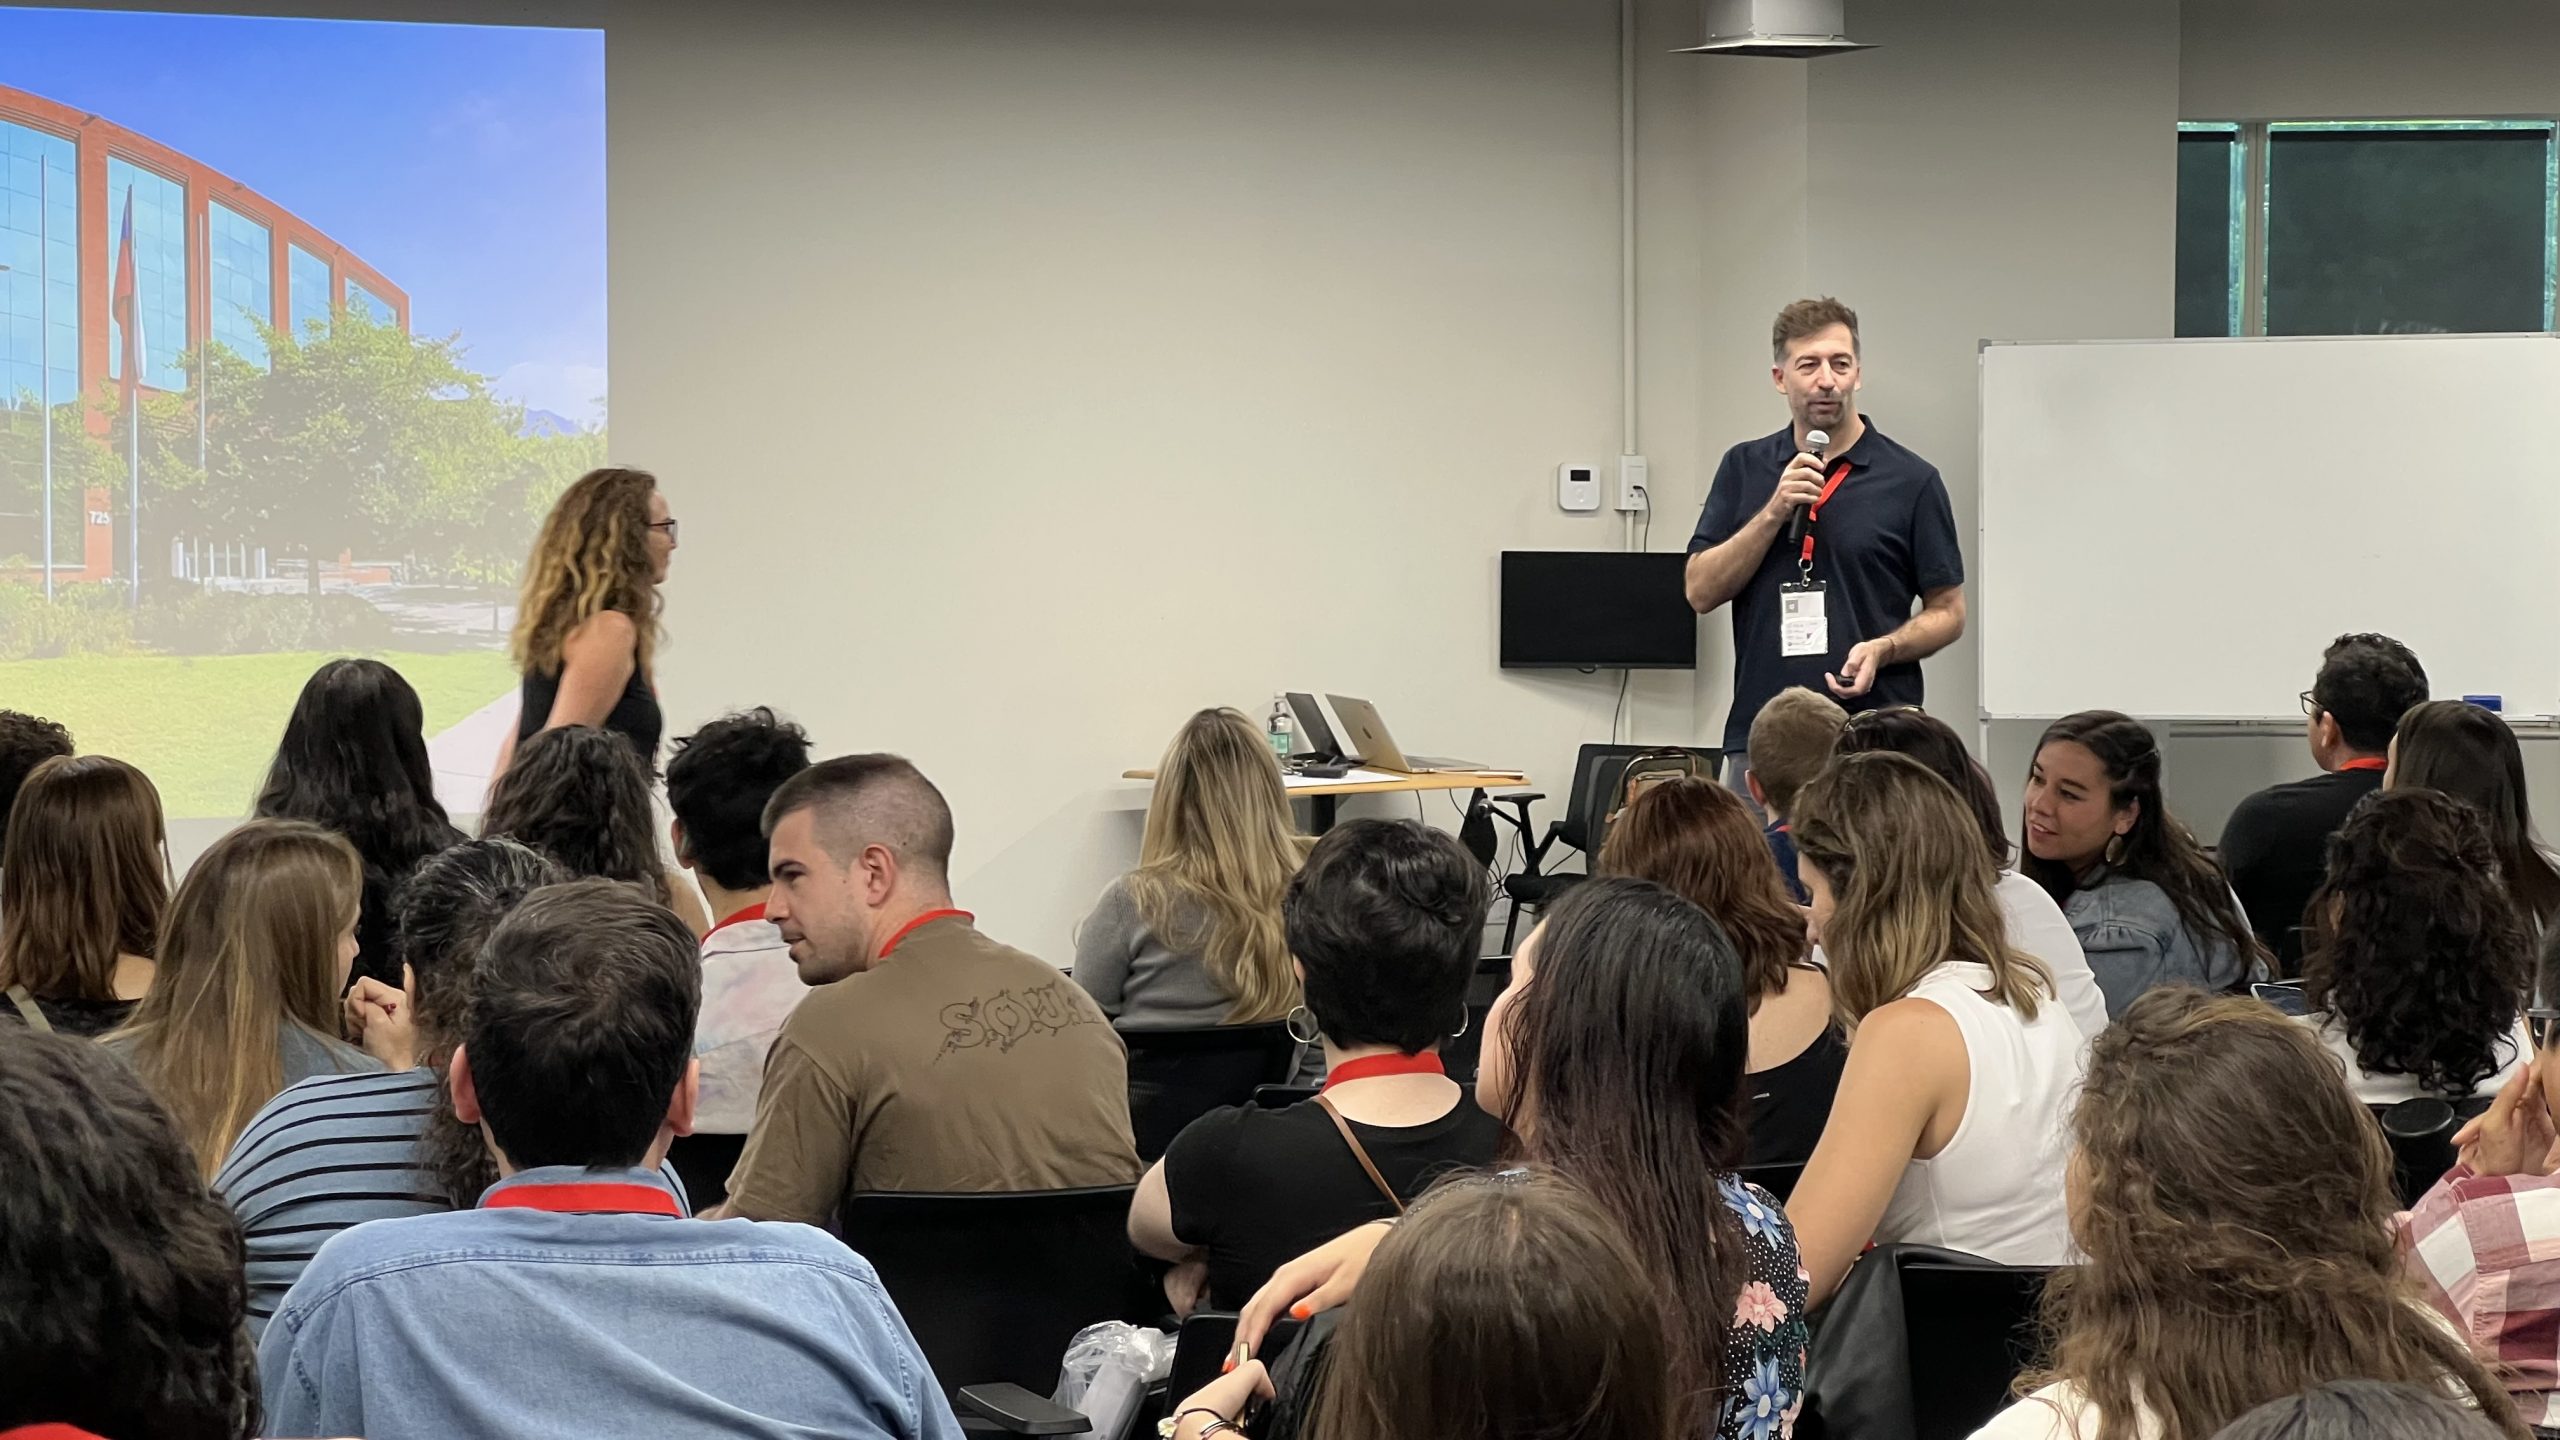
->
[1978,334,2560,720]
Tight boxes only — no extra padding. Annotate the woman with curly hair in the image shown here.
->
[2297,789,2532,1103]
[480,725,704,931]
[0,1030,260,1440]
[498,467,677,779]
[1973,988,2526,1440]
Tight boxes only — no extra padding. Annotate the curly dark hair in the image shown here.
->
[480,725,669,903]
[394,838,569,1209]
[0,707,74,841]
[2310,634,2427,755]
[2302,789,2531,1097]
[666,707,811,893]
[0,1030,259,1440]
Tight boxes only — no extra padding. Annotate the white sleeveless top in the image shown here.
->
[1876,960,2085,1266]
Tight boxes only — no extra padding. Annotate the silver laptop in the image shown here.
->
[1323,695,1487,774]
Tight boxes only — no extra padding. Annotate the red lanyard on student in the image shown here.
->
[879,908,974,959]
[482,1181,684,1217]
[1323,1052,1447,1091]
[2337,757,2387,773]
[1796,460,1855,582]
[707,901,768,938]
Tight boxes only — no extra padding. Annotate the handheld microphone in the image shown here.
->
[1785,428,1830,544]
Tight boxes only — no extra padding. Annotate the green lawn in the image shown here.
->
[0,649,517,818]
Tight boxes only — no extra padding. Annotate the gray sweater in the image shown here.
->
[1072,874,1240,1030]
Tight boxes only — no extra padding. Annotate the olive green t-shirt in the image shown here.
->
[724,914,1140,1222]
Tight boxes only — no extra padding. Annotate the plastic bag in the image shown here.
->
[1054,1320,1178,1440]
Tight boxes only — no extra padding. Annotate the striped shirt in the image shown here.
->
[216,1067,691,1336]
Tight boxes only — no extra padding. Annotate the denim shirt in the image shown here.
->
[2062,870,2259,1019]
[260,1165,963,1440]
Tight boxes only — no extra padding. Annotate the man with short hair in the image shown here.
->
[2221,633,2428,975]
[668,707,813,1143]
[720,755,1139,1223]
[1685,298,1965,796]
[259,879,961,1440]
[1744,686,1849,902]
[0,709,73,843]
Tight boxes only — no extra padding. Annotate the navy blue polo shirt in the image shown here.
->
[1687,421,1964,752]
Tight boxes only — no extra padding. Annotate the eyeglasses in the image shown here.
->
[2530,1007,2560,1050]
[647,518,679,544]
[2299,689,2322,719]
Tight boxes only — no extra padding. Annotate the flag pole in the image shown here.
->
[128,357,139,610]
[37,159,52,602]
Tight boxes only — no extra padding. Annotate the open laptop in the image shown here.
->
[1323,694,1494,775]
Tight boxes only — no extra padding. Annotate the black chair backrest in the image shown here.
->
[2374,1094,2492,1208]
[840,1186,1151,1397]
[1562,744,1723,855]
[1898,1256,2055,1440]
[1124,1021,1302,1160]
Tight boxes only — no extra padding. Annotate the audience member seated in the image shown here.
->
[2211,1381,2508,1440]
[719,755,1138,1220]
[2397,929,2560,1431]
[253,658,466,987]
[480,723,710,934]
[2222,635,2427,975]
[1787,752,2081,1303]
[1077,707,1307,1030]
[1833,707,2108,1039]
[667,707,813,1139]
[2022,711,2266,1015]
[1974,989,2523,1440]
[259,879,963,1440]
[1129,818,1501,1313]
[2296,790,2532,1105]
[0,707,73,846]
[217,838,564,1335]
[1597,775,1843,1165]
[102,819,382,1177]
[0,1031,261,1440]
[1166,1169,1672,1440]
[0,756,167,1037]
[1240,877,1810,1440]
[1743,685,1847,901]
[2390,699,2560,937]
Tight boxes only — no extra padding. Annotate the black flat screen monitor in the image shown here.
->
[1500,551,1696,670]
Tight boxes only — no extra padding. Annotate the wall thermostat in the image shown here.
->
[1557,462,1601,512]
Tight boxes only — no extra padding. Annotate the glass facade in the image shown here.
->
[106,157,188,392]
[208,200,272,370]
[287,242,330,341]
[1,119,77,412]
[346,277,395,329]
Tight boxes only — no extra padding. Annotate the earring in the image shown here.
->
[1286,1005,1322,1047]
[1448,1008,1470,1042]
[2104,833,2127,867]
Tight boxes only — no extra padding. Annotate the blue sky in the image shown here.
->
[0,6,606,424]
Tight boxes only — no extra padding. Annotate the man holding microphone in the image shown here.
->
[1685,298,1967,794]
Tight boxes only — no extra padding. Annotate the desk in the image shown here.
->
[1121,767,1531,832]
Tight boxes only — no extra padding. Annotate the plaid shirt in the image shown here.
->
[2399,1164,2560,1429]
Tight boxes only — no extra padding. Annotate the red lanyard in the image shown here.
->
[1323,1051,1447,1091]
[483,1181,684,1217]
[707,901,768,938]
[879,908,973,959]
[2337,756,2387,773]
[1796,460,1855,578]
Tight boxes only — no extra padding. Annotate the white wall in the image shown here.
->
[2183,0,2560,118]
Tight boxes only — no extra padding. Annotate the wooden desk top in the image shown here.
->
[1121,768,1530,798]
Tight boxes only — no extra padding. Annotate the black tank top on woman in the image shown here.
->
[519,660,662,773]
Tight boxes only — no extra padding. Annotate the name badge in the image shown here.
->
[1779,581,1829,659]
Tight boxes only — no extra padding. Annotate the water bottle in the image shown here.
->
[1267,693,1294,761]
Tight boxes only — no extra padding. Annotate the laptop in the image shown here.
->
[1285,692,1343,762]
[1323,695,1494,775]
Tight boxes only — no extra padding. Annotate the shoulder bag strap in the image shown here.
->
[1312,1093,1406,1215]
[6,984,54,1035]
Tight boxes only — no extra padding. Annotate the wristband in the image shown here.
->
[1161,1408,1238,1439]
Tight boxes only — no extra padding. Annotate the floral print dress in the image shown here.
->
[1714,1176,1810,1440]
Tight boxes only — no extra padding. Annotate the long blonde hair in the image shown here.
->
[1124,708,1307,1023]
[510,467,662,677]
[1791,750,2050,1024]
[111,819,364,1178]
[0,755,169,1002]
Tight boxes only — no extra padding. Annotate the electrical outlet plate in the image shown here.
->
[1616,454,1650,512]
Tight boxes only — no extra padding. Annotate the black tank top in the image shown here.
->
[519,660,662,773]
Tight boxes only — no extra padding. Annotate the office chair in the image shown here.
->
[1898,1254,2057,1440]
[1736,1160,1807,1203]
[1122,1021,1304,1160]
[1478,744,1721,953]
